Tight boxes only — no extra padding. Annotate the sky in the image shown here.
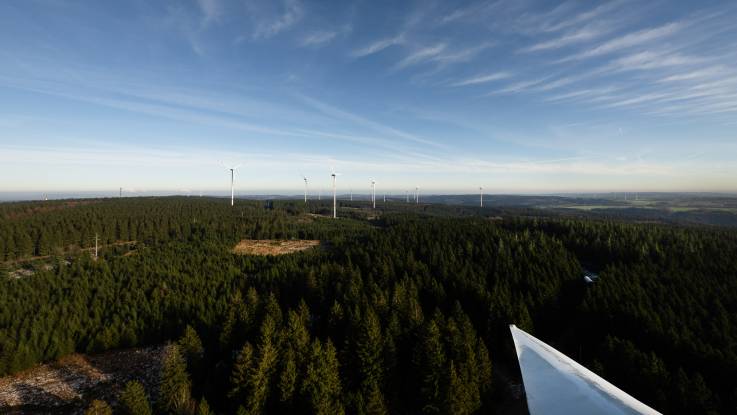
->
[1,0,736,196]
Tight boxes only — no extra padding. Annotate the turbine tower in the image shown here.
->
[370,179,376,209]
[406,190,409,203]
[222,162,241,206]
[301,174,308,203]
[480,186,484,207]
[415,186,420,204]
[331,167,341,218]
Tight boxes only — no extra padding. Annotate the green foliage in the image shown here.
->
[1,197,737,413]
[159,344,193,414]
[85,399,112,415]
[178,325,204,375]
[196,398,211,415]
[301,339,344,415]
[119,380,152,415]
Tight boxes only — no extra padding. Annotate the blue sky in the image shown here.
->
[1,0,736,196]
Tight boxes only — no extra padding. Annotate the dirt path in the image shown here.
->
[2,241,137,266]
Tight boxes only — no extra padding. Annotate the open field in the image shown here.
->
[232,239,321,256]
[0,345,167,413]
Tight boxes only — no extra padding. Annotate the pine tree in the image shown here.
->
[445,360,473,415]
[243,317,279,415]
[414,319,445,414]
[356,308,384,390]
[363,381,388,415]
[85,399,112,415]
[196,398,211,415]
[476,339,493,399]
[159,344,193,414]
[229,342,254,402]
[178,325,204,372]
[301,339,344,415]
[278,347,298,406]
[119,380,152,415]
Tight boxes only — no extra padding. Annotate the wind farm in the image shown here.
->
[2,1,737,414]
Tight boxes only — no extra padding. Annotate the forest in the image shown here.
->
[1,197,736,414]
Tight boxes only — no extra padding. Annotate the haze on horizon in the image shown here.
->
[1,0,736,195]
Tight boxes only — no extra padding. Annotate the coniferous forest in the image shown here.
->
[1,197,736,414]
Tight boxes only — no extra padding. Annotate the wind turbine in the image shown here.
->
[370,178,376,208]
[300,174,308,203]
[406,190,409,203]
[331,167,341,218]
[415,186,420,204]
[222,162,241,206]
[480,186,484,207]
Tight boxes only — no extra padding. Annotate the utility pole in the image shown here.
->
[119,187,122,198]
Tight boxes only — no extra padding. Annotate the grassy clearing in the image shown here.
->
[232,239,321,256]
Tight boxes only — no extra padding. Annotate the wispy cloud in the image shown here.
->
[518,0,625,34]
[450,72,510,87]
[438,1,502,25]
[559,21,686,61]
[395,43,447,69]
[196,0,223,27]
[545,86,620,102]
[432,42,495,67]
[489,77,551,95]
[252,0,303,40]
[294,93,447,149]
[603,50,705,72]
[657,66,728,82]
[299,31,337,47]
[520,22,612,53]
[351,34,404,57]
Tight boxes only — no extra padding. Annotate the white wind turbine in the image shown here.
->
[370,178,376,208]
[479,186,484,207]
[300,174,309,203]
[415,186,420,204]
[222,162,241,207]
[331,167,341,218]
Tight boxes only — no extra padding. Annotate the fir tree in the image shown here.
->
[119,380,152,415]
[159,344,193,414]
[196,398,211,415]
[229,342,254,402]
[85,400,112,415]
[301,339,345,415]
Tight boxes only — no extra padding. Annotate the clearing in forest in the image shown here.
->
[232,239,320,256]
[0,345,167,412]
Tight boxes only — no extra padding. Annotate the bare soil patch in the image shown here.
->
[0,345,168,414]
[232,239,320,256]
